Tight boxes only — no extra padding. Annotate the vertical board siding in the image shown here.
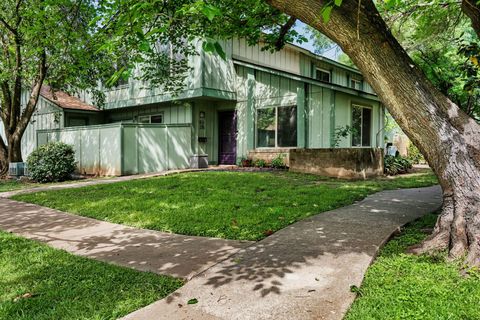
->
[38,123,192,176]
[39,125,121,175]
[12,93,64,159]
[230,38,301,75]
[106,103,192,124]
[203,40,237,93]
[334,93,381,148]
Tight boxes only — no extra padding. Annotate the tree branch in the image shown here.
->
[15,51,47,136]
[462,0,480,38]
[274,16,297,50]
[0,15,17,35]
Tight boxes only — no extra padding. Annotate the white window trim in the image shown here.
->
[316,68,331,83]
[351,104,372,148]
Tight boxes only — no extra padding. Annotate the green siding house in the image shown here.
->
[2,39,384,176]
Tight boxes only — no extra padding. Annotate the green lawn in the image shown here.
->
[0,231,183,320]
[13,170,438,241]
[345,213,480,319]
[0,180,33,192]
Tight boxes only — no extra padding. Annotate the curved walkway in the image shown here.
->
[122,186,442,320]
[0,198,251,280]
[0,185,442,319]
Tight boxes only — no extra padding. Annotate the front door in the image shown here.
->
[218,111,237,165]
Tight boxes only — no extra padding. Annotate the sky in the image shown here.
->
[292,21,342,61]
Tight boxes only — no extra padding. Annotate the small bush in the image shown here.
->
[407,143,424,164]
[254,159,267,168]
[271,154,286,169]
[384,155,412,175]
[27,142,76,183]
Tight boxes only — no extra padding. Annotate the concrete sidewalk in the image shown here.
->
[122,186,442,320]
[0,198,251,279]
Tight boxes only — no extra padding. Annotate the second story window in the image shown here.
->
[316,68,331,83]
[351,78,363,90]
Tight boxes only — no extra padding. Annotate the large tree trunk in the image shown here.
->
[7,133,22,162]
[266,0,480,265]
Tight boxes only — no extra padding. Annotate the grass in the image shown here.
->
[13,170,438,241]
[345,213,480,319]
[0,231,183,320]
[0,180,33,192]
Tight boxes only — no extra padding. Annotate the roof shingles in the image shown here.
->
[40,86,99,112]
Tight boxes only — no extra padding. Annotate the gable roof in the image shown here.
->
[40,86,99,112]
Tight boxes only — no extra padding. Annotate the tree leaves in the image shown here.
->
[321,0,344,24]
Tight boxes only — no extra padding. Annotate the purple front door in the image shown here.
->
[218,111,237,165]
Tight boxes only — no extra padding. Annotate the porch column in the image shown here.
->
[246,68,255,151]
[296,83,306,148]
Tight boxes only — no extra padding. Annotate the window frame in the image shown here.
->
[350,104,373,148]
[350,78,362,90]
[315,68,331,83]
[137,113,164,124]
[255,105,297,149]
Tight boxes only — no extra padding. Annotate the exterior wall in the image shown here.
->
[234,64,302,162]
[233,62,383,162]
[105,102,192,124]
[64,111,103,127]
[333,92,383,148]
[306,85,333,148]
[122,124,192,174]
[191,100,236,164]
[229,38,301,75]
[0,92,65,160]
[299,52,375,94]
[37,123,192,176]
[289,148,384,179]
[84,41,237,111]
[38,124,122,175]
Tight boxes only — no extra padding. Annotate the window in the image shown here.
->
[150,114,163,123]
[137,113,164,124]
[256,106,297,148]
[351,105,372,147]
[316,68,331,83]
[350,78,362,90]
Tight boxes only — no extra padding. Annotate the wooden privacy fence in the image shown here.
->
[37,123,193,176]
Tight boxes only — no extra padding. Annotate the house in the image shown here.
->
[1,39,384,178]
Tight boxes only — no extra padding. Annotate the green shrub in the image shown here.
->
[384,155,412,175]
[254,159,267,168]
[271,154,286,169]
[27,142,76,183]
[407,143,424,164]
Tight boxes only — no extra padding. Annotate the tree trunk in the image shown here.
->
[266,0,480,265]
[0,136,8,177]
[7,134,22,163]
[462,0,480,38]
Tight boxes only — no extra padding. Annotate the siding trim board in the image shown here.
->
[103,87,236,110]
[233,59,380,101]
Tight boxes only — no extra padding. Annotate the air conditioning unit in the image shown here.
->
[8,162,26,177]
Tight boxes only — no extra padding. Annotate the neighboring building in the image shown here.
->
[1,39,384,176]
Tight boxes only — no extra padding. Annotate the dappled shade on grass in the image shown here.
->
[13,170,438,241]
[0,231,183,320]
[345,213,480,319]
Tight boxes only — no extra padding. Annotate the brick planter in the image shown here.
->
[289,148,384,179]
